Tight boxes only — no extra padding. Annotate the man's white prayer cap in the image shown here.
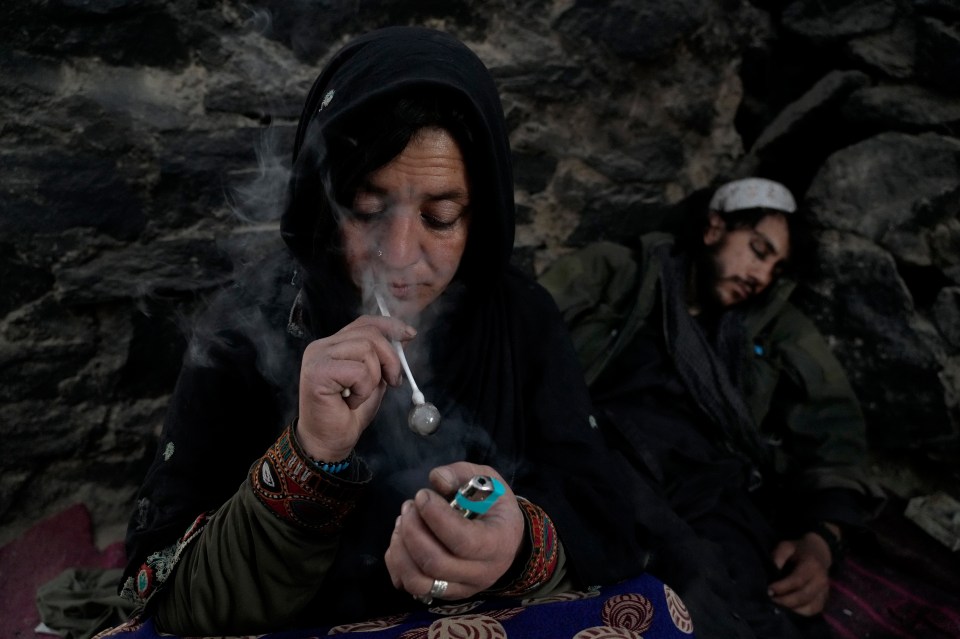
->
[709,177,797,214]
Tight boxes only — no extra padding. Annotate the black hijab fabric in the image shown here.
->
[125,27,646,625]
[283,26,514,332]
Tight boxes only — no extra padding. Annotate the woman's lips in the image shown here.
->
[389,282,414,299]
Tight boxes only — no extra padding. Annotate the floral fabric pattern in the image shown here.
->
[97,574,693,639]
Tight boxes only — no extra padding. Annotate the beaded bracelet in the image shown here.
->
[312,457,351,474]
[291,418,352,474]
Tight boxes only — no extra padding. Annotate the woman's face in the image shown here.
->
[341,127,471,320]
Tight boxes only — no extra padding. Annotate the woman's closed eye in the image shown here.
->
[351,191,386,221]
[421,201,468,230]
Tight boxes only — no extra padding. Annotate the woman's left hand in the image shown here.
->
[384,462,524,602]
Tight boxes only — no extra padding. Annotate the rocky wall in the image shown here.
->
[1,0,958,543]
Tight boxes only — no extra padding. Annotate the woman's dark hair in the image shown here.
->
[327,91,478,211]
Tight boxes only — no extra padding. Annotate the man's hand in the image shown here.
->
[768,527,837,616]
[384,462,525,602]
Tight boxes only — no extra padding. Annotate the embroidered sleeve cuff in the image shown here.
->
[487,497,560,597]
[250,421,371,534]
[121,512,210,605]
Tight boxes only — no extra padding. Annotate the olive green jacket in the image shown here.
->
[539,234,876,523]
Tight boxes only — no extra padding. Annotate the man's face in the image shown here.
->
[702,211,790,307]
[340,126,471,320]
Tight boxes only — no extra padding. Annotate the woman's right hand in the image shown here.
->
[385,463,525,601]
[297,315,416,462]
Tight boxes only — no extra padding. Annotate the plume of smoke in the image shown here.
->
[183,119,300,416]
[225,125,290,225]
[242,5,274,36]
[363,388,507,498]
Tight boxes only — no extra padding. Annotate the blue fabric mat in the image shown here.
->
[94,574,695,638]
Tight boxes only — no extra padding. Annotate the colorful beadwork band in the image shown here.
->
[250,422,368,534]
[496,497,560,596]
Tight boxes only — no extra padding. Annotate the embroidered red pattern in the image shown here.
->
[496,497,559,596]
[249,423,364,534]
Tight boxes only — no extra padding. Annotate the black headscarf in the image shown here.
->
[283,26,515,335]
[126,26,647,626]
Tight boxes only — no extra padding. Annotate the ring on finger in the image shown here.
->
[413,578,448,606]
[429,578,449,599]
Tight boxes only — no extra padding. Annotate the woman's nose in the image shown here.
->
[378,209,419,268]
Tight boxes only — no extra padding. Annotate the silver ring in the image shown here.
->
[429,578,449,599]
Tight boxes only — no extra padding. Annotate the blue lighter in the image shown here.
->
[450,475,505,519]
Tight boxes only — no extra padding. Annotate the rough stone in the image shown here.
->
[749,69,871,162]
[512,149,559,195]
[782,0,899,42]
[794,231,954,447]
[493,62,591,104]
[53,309,135,405]
[0,400,108,467]
[0,51,63,100]
[53,236,234,305]
[567,187,672,246]
[0,336,100,403]
[246,0,488,63]
[928,218,960,269]
[913,0,960,20]
[806,132,960,266]
[846,18,917,80]
[0,0,192,68]
[917,16,960,94]
[554,0,710,62]
[0,468,31,545]
[933,287,960,350]
[584,135,686,184]
[0,147,147,241]
[842,85,960,134]
[0,243,55,319]
[201,34,316,121]
[1,295,99,345]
